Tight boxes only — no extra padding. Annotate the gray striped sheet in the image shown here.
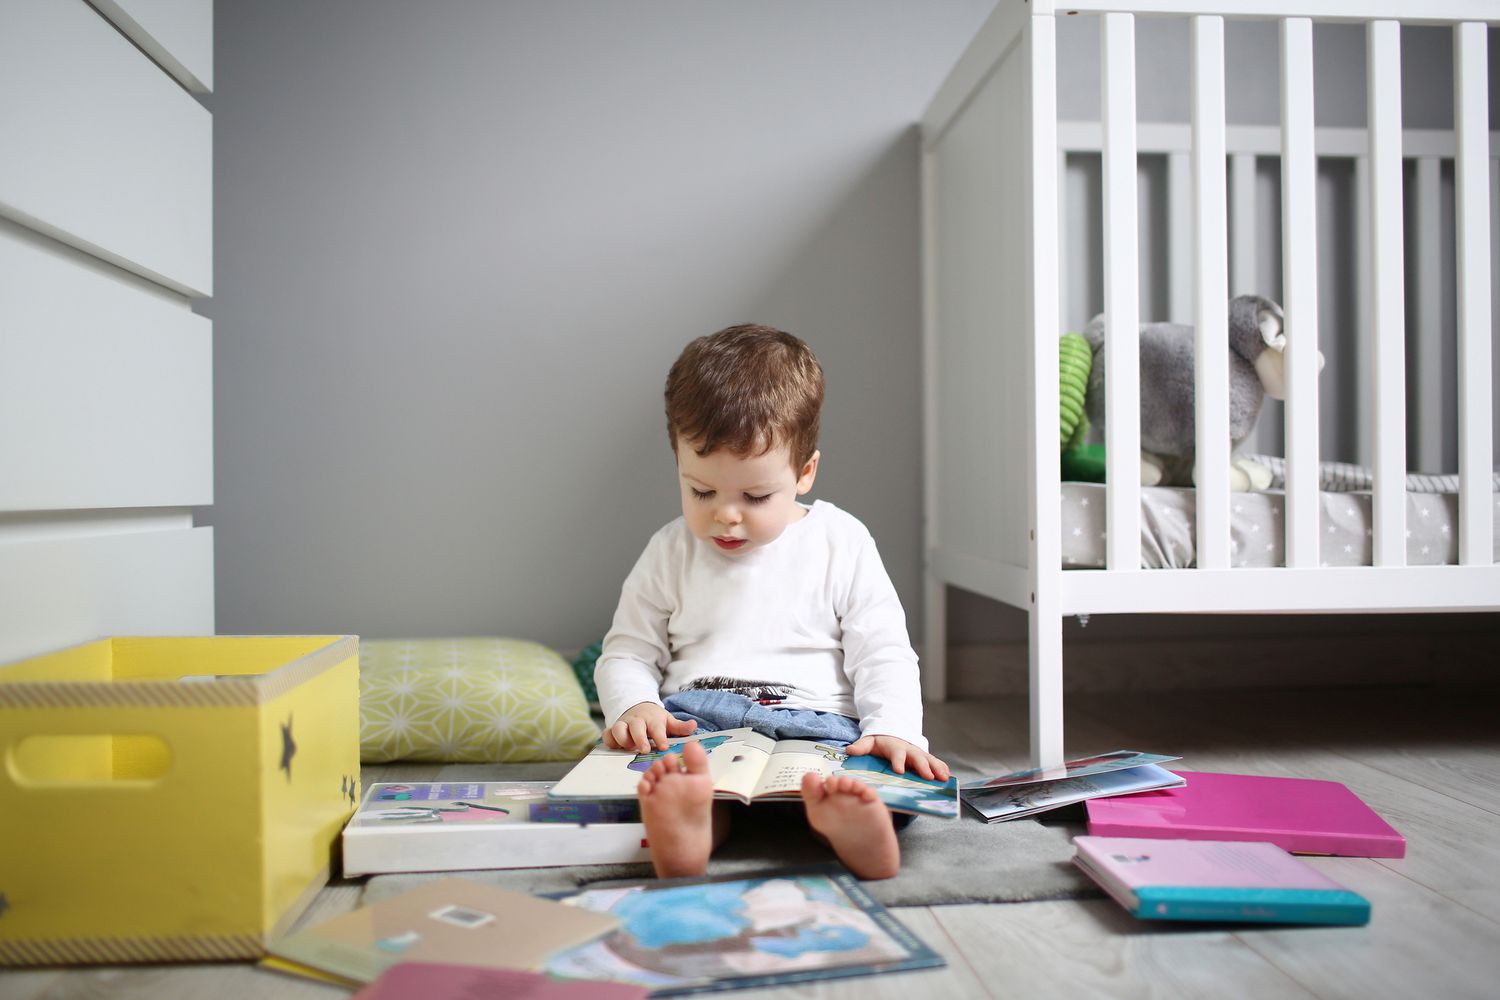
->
[1243,454,1500,494]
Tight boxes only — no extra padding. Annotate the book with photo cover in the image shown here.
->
[542,864,946,996]
[1072,835,1371,925]
[964,750,1184,823]
[342,781,650,876]
[264,877,620,986]
[549,728,959,818]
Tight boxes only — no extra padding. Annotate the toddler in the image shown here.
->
[595,324,948,880]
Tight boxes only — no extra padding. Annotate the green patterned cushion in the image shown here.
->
[359,638,600,763]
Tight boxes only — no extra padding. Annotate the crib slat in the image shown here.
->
[1354,154,1373,467]
[1230,153,1258,297]
[1168,152,1193,326]
[1368,19,1407,567]
[1029,11,1065,770]
[1059,149,1069,334]
[1455,22,1493,566]
[1280,17,1320,569]
[1414,156,1445,474]
[1192,15,1231,571]
[1103,11,1141,572]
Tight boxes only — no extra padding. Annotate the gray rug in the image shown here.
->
[358,761,1100,908]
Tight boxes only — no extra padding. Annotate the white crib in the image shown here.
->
[919,1,1500,767]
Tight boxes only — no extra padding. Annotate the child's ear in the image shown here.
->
[795,451,820,495]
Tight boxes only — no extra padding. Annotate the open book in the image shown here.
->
[963,750,1183,823]
[549,728,960,818]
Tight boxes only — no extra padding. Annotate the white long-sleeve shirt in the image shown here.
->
[595,500,927,750]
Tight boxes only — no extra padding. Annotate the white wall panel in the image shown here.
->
[88,0,213,93]
[932,44,1032,577]
[0,0,212,296]
[0,224,211,511]
[0,527,214,664]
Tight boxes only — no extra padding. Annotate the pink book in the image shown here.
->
[352,963,647,999]
[1084,771,1405,858]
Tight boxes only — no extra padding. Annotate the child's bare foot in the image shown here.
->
[801,772,901,880]
[637,739,717,878]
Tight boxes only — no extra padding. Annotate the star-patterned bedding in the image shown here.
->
[359,637,601,763]
[1060,482,1500,569]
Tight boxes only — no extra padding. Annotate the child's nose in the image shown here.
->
[715,503,741,525]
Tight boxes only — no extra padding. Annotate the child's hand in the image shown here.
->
[604,701,698,753]
[846,735,951,782]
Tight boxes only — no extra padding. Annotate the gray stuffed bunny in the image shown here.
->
[1081,294,1320,491]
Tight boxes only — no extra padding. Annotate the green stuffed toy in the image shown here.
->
[1059,332,1106,482]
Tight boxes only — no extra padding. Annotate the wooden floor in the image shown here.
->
[5,682,1499,999]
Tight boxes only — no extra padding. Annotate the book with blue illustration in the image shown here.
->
[1072,836,1372,925]
[548,728,960,818]
[543,864,945,995]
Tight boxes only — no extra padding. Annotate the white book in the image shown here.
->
[341,781,650,877]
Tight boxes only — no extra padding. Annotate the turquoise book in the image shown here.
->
[1072,836,1371,926]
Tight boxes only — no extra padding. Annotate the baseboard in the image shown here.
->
[945,629,1500,697]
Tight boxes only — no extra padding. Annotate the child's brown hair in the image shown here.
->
[664,324,824,469]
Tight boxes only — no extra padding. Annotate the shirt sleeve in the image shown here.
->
[594,528,677,728]
[838,526,929,751]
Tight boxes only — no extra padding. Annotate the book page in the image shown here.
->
[748,739,845,798]
[548,728,773,802]
[701,729,775,802]
[750,741,961,817]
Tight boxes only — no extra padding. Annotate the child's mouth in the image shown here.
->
[713,537,747,551]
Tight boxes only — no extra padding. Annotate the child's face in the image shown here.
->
[675,440,819,556]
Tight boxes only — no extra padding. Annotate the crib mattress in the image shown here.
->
[1060,484,1500,569]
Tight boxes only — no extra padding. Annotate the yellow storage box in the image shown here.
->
[0,636,360,965]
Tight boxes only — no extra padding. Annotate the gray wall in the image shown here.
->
[211,3,1499,658]
[210,0,993,649]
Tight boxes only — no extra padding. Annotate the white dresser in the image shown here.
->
[0,0,215,661]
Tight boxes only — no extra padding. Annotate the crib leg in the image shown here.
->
[1029,601,1065,769]
[922,572,948,703]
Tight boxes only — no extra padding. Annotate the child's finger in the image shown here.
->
[628,718,651,753]
[887,746,907,774]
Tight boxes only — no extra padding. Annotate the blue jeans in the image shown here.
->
[661,689,863,746]
[661,689,914,832]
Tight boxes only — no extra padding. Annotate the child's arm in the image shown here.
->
[838,527,934,760]
[595,526,680,747]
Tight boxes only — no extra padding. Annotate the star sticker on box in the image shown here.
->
[280,715,297,781]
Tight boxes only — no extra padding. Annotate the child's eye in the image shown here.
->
[690,488,715,501]
[743,493,772,505]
